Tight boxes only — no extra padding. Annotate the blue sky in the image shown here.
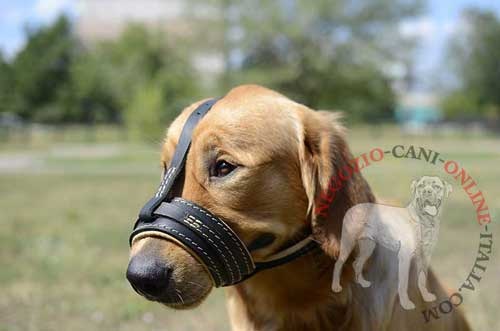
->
[1,0,500,89]
[0,0,77,57]
[411,0,500,87]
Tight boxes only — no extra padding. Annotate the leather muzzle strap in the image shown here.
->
[138,99,218,222]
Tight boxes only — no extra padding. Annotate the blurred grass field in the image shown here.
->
[0,125,498,331]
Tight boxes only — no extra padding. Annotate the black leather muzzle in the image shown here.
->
[129,98,317,287]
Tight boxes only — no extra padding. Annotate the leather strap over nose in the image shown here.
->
[129,98,318,287]
[138,99,219,222]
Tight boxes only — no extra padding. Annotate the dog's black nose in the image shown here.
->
[126,256,172,298]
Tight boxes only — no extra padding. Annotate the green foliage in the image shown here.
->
[61,24,198,128]
[95,25,198,137]
[442,8,500,119]
[1,0,426,133]
[192,0,423,122]
[100,25,198,120]
[0,52,14,113]
[10,16,75,121]
[62,50,121,124]
[124,82,165,141]
[2,19,197,133]
[241,39,395,122]
[440,91,480,120]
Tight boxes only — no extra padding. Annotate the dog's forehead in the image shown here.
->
[206,86,298,131]
[418,176,443,186]
[200,99,298,139]
[163,85,302,164]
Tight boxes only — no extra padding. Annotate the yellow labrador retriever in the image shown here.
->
[126,85,470,331]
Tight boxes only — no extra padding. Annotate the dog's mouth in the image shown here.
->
[422,198,441,216]
[130,277,209,308]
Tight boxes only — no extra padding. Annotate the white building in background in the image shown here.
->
[75,0,224,76]
[76,0,183,42]
[395,92,442,134]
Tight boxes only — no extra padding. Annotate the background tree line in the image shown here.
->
[440,8,500,122]
[0,1,499,140]
[0,17,198,140]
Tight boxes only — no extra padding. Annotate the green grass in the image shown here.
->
[0,126,498,330]
[0,144,229,331]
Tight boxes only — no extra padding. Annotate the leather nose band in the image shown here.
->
[171,198,254,274]
[131,216,227,286]
[155,199,253,282]
[132,198,255,287]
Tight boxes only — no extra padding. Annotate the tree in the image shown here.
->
[92,25,199,135]
[10,16,76,122]
[0,52,14,114]
[441,8,500,120]
[59,24,197,126]
[61,50,120,124]
[3,18,198,131]
[97,25,198,117]
[124,82,165,141]
[187,0,423,122]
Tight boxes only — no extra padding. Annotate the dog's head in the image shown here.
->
[126,85,372,308]
[410,176,452,218]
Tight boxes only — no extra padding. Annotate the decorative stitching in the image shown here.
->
[186,215,243,279]
[154,224,223,285]
[155,167,176,198]
[156,168,169,197]
[178,199,252,272]
[155,168,169,197]
[174,198,253,274]
[183,215,236,283]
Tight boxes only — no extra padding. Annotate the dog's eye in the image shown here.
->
[211,160,237,177]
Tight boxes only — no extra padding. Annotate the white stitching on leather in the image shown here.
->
[184,215,236,283]
[155,168,169,197]
[155,167,176,198]
[174,199,252,272]
[186,215,243,279]
[155,224,223,285]
[174,198,252,273]
[177,199,253,273]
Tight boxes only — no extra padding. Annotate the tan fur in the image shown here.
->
[129,84,471,330]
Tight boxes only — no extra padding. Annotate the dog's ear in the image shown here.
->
[410,179,418,196]
[298,108,374,258]
[297,109,343,217]
[443,179,453,197]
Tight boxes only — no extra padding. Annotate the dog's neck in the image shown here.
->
[408,199,438,228]
[226,250,351,331]
[224,151,376,331]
